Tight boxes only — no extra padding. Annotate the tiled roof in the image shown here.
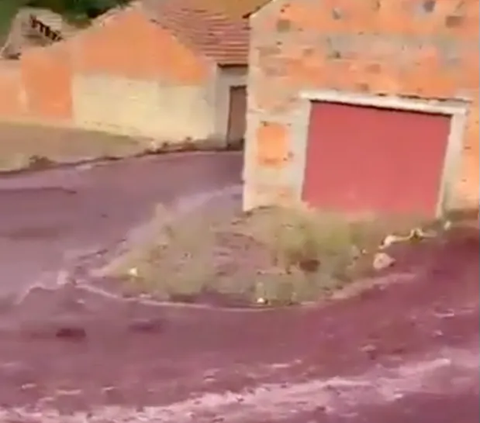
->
[191,0,272,19]
[142,0,251,66]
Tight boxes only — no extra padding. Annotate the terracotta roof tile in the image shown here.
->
[191,0,272,19]
[142,0,251,66]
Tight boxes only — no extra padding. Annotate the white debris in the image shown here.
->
[128,267,139,277]
[380,235,400,249]
[380,227,436,250]
[373,252,396,271]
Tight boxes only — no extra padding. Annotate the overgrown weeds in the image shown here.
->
[102,204,434,306]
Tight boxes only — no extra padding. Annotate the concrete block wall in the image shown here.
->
[0,6,217,143]
[71,8,215,140]
[244,0,479,211]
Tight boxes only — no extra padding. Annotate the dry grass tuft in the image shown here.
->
[104,204,220,299]
[102,204,435,306]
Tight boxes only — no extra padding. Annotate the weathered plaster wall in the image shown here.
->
[72,8,215,140]
[244,0,479,212]
[72,76,213,139]
[21,41,73,122]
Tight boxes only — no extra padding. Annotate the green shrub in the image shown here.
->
[24,0,130,18]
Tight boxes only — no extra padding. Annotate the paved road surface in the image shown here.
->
[0,152,478,423]
[0,151,243,295]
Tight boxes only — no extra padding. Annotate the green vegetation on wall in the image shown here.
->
[0,1,21,40]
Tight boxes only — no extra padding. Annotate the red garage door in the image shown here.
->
[302,102,451,217]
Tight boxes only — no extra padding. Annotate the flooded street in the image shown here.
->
[0,152,478,422]
[0,151,242,294]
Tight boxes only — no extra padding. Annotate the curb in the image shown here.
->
[0,141,243,178]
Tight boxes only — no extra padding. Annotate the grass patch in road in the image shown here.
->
[101,204,432,306]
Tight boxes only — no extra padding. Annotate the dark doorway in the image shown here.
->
[226,86,247,148]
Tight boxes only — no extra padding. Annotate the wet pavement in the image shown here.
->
[0,151,243,294]
[0,152,478,422]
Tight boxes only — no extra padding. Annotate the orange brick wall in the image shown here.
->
[75,8,209,84]
[21,42,73,122]
[0,64,24,119]
[247,0,479,210]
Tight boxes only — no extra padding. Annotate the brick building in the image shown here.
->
[243,0,479,217]
[0,0,269,145]
[66,0,251,144]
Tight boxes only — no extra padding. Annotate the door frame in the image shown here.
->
[226,85,247,147]
[294,90,469,217]
[213,65,247,147]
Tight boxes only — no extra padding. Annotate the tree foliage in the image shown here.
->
[24,0,130,18]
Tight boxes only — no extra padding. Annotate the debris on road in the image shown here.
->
[373,252,396,271]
